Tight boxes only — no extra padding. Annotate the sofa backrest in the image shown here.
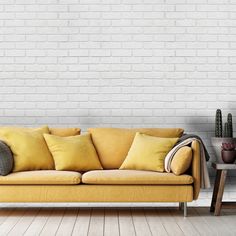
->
[88,127,184,169]
[49,127,81,137]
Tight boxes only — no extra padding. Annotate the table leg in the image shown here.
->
[210,170,222,212]
[214,170,227,216]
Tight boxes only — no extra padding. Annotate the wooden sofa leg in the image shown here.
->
[184,202,187,217]
[179,202,183,210]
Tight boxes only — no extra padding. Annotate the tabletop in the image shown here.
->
[212,162,236,170]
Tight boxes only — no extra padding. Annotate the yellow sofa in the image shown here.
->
[0,127,200,216]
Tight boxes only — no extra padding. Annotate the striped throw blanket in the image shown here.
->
[165,134,211,189]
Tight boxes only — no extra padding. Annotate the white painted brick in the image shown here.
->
[15,57,36,64]
[197,49,218,57]
[176,49,196,56]
[5,50,25,57]
[176,5,196,11]
[166,12,186,19]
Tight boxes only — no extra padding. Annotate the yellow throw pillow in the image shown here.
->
[44,133,103,171]
[0,126,54,172]
[171,146,192,175]
[49,127,81,137]
[120,132,178,172]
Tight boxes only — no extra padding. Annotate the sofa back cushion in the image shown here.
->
[49,127,81,137]
[0,126,54,172]
[88,127,184,169]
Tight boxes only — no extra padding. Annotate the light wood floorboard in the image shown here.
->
[0,208,27,235]
[56,208,78,236]
[144,208,168,236]
[169,208,200,236]
[187,208,215,236]
[119,208,136,236]
[157,208,184,236]
[195,207,234,236]
[104,208,119,236]
[72,208,91,236]
[0,207,235,236]
[39,207,65,236]
[131,208,152,236]
[221,209,236,234]
[0,208,14,226]
[24,208,53,236]
[8,208,40,236]
[88,208,104,236]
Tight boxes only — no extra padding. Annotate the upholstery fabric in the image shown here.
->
[0,170,81,185]
[88,127,184,169]
[44,133,103,171]
[0,185,193,202]
[0,141,13,176]
[191,140,201,200]
[0,126,54,172]
[120,133,178,172]
[82,170,193,185]
[171,146,193,175]
[49,127,81,137]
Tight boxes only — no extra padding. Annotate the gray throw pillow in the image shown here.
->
[0,141,13,176]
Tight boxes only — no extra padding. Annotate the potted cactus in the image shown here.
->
[221,143,236,164]
[211,109,236,163]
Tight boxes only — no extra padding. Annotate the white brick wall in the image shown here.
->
[0,0,236,205]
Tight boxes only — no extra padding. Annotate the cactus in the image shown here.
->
[227,113,233,137]
[224,122,231,137]
[215,109,223,137]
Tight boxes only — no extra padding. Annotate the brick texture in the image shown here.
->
[0,0,236,204]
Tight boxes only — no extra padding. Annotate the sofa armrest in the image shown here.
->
[191,140,201,200]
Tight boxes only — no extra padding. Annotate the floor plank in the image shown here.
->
[40,208,65,236]
[0,208,14,225]
[0,208,27,235]
[187,208,215,236]
[0,206,234,236]
[119,208,136,236]
[104,208,119,236]
[195,207,234,236]
[157,208,184,236]
[8,208,40,236]
[144,208,168,236]
[56,208,78,236]
[170,207,200,236]
[88,208,104,236]
[72,208,91,236]
[221,209,236,234]
[131,208,152,236]
[24,208,53,236]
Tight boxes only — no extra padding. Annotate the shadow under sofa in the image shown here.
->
[0,127,201,217]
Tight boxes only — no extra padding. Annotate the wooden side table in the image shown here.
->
[210,162,236,216]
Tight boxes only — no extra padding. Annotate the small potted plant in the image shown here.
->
[211,109,236,162]
[221,143,236,164]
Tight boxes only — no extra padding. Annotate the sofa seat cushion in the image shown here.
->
[0,170,81,185]
[82,170,193,185]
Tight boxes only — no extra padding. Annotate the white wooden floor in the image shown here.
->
[0,207,235,236]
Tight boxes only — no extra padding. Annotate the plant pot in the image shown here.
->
[221,150,236,164]
[211,137,236,163]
